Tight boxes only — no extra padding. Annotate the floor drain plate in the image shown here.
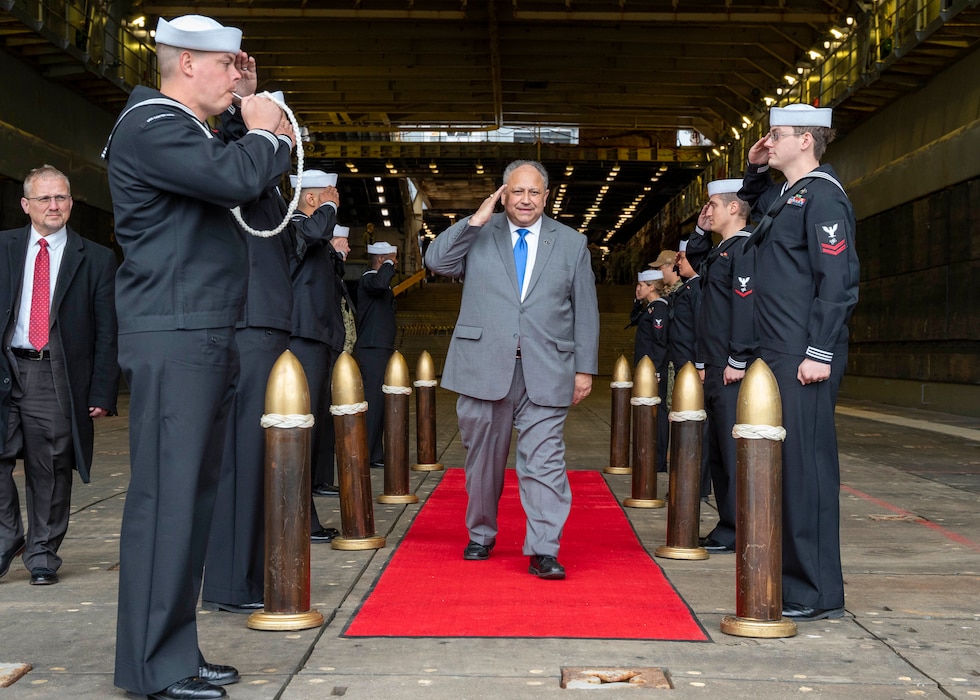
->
[561,667,671,690]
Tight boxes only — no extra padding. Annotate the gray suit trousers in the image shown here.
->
[457,359,570,557]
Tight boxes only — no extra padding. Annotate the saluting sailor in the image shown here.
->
[104,14,294,700]
[693,179,755,554]
[633,268,671,473]
[355,242,399,468]
[739,103,860,623]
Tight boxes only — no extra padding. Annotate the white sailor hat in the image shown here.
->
[155,15,242,53]
[268,90,285,105]
[770,103,832,128]
[678,239,689,252]
[333,225,350,239]
[707,178,743,197]
[638,269,663,282]
[289,170,338,189]
[367,242,397,255]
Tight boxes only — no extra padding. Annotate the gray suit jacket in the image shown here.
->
[425,212,599,407]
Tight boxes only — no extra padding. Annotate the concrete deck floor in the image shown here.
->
[1,381,978,699]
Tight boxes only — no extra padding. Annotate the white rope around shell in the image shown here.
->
[610,381,634,389]
[669,409,707,422]
[230,90,304,238]
[731,423,787,441]
[330,401,368,416]
[260,413,315,429]
[630,396,662,406]
[414,379,438,388]
[382,384,412,395]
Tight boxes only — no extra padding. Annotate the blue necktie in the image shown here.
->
[514,228,530,294]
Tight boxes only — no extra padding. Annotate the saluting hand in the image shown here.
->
[317,185,340,208]
[470,185,507,228]
[234,51,257,97]
[697,203,712,232]
[747,136,770,166]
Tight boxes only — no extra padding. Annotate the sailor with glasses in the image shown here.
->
[737,103,860,623]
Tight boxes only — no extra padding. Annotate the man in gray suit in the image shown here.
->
[425,160,599,580]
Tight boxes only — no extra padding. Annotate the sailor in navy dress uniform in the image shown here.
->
[355,242,398,467]
[286,170,347,539]
[103,15,293,699]
[631,268,670,471]
[738,103,860,622]
[202,91,300,615]
[692,178,755,553]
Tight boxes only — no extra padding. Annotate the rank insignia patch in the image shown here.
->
[734,275,753,297]
[818,220,848,255]
[654,319,664,329]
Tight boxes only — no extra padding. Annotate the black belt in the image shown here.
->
[12,347,50,361]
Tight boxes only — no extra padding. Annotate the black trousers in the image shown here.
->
[114,328,238,695]
[762,349,846,610]
[702,365,739,548]
[289,337,336,532]
[203,327,289,606]
[356,346,390,465]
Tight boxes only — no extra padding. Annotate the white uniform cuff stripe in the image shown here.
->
[248,129,281,149]
[806,346,833,362]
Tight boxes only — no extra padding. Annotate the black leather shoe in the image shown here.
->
[528,555,566,580]
[311,527,340,543]
[462,541,494,560]
[370,461,385,469]
[312,483,340,497]
[698,536,735,553]
[0,536,25,579]
[148,677,226,699]
[29,567,59,585]
[197,662,240,686]
[202,599,263,614]
[782,602,845,621]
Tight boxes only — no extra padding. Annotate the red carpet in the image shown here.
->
[343,469,708,640]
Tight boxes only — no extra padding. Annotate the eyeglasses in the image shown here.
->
[767,130,800,142]
[25,194,71,204]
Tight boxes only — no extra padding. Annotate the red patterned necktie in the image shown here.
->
[28,238,50,351]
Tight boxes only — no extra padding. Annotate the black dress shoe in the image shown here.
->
[0,536,25,579]
[528,555,566,580]
[148,677,226,699]
[370,461,385,469]
[29,567,59,585]
[462,541,494,560]
[311,527,340,543]
[312,483,340,497]
[197,662,240,686]
[698,536,735,553]
[202,599,263,614]
[782,602,845,621]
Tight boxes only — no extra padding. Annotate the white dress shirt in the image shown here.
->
[508,218,542,302]
[12,226,67,350]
